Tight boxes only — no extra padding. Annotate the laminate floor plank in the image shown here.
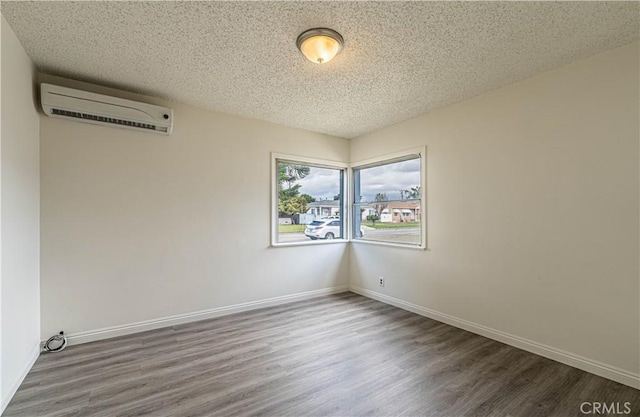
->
[4,292,639,416]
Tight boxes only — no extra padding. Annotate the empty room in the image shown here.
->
[1,1,639,416]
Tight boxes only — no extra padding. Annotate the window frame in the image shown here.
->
[349,147,427,250]
[271,152,349,247]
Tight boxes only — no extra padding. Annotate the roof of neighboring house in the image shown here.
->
[384,201,420,209]
[308,200,341,207]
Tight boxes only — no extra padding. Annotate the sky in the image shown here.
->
[295,158,420,202]
[295,166,341,200]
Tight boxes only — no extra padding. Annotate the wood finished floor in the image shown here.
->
[5,292,639,417]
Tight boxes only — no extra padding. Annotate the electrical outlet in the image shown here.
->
[379,276,385,287]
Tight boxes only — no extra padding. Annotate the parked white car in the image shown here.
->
[305,219,364,240]
[305,219,341,240]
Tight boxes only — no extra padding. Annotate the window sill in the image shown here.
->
[271,239,348,248]
[350,239,427,251]
[271,238,428,250]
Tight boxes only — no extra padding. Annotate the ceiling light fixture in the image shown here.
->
[296,28,344,64]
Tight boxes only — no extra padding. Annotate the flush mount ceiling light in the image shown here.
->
[296,28,344,64]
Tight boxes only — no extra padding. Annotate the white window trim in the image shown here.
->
[271,152,349,248]
[350,146,427,250]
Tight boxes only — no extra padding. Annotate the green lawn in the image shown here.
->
[362,222,420,229]
[278,224,306,233]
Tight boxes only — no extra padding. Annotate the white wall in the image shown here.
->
[39,75,350,341]
[349,42,640,386]
[1,15,41,412]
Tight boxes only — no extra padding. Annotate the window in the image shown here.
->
[271,153,347,246]
[352,148,426,249]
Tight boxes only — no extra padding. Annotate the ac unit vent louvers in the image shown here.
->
[41,83,173,135]
[51,108,164,132]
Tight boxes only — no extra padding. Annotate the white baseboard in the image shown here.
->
[64,285,350,346]
[1,342,40,415]
[350,285,640,390]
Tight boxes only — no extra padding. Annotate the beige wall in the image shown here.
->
[39,75,350,340]
[1,15,41,412]
[350,42,640,385]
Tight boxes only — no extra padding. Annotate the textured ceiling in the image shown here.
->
[2,1,638,138]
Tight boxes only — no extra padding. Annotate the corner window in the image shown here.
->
[271,153,347,246]
[352,148,426,249]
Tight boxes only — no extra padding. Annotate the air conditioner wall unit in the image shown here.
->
[41,83,173,135]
